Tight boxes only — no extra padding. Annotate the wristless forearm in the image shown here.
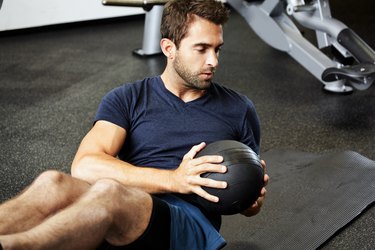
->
[71,153,175,194]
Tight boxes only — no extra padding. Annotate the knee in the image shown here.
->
[87,180,152,245]
[84,179,128,221]
[33,170,69,189]
[88,179,146,209]
[89,179,126,199]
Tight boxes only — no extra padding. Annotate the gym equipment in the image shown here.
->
[103,0,167,56]
[190,140,264,215]
[228,0,375,93]
[102,0,375,93]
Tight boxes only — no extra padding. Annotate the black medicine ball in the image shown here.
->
[193,140,264,215]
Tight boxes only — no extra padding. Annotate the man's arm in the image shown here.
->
[71,120,175,194]
[71,120,227,201]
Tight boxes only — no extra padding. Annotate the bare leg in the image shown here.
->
[0,170,90,235]
[0,179,153,250]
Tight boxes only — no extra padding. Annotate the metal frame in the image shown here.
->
[133,5,164,56]
[103,0,375,93]
[103,0,166,56]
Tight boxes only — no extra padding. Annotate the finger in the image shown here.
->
[263,174,270,186]
[258,190,266,202]
[183,142,206,160]
[193,154,224,165]
[260,187,267,196]
[249,188,266,210]
[191,162,227,175]
[260,160,269,185]
[256,188,267,205]
[252,196,264,209]
[199,176,227,189]
[185,171,227,189]
[260,159,266,169]
[255,196,264,208]
[194,186,220,203]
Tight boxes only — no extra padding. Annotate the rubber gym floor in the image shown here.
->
[0,0,374,249]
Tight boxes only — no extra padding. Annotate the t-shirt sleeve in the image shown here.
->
[94,86,131,130]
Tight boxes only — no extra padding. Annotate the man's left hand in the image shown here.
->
[241,160,269,217]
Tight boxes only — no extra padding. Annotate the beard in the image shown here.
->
[173,54,216,90]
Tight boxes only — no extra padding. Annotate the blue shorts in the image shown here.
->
[100,194,226,250]
[161,194,226,250]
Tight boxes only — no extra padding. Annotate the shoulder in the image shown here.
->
[110,76,159,93]
[104,76,160,101]
[210,82,256,109]
[95,76,160,129]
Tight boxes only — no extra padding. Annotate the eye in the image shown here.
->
[196,47,207,53]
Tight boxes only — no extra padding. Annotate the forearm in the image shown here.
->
[71,153,174,194]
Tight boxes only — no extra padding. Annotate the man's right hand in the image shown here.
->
[170,142,227,202]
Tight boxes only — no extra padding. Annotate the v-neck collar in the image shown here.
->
[155,76,211,107]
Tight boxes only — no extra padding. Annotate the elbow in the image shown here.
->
[71,163,83,179]
[71,156,96,184]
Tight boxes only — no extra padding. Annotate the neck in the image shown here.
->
[160,70,206,103]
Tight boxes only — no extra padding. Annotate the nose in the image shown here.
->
[206,50,219,68]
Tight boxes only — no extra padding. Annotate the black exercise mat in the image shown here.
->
[221,149,375,250]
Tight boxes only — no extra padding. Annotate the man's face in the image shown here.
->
[173,16,224,90]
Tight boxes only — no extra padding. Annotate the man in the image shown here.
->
[0,0,269,249]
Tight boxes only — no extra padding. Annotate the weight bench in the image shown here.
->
[103,0,168,56]
[228,0,375,93]
[103,0,375,93]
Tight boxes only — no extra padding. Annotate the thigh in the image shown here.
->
[99,195,171,250]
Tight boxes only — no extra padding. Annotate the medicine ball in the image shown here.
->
[192,140,264,215]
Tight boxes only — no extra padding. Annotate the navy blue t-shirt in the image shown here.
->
[95,76,260,169]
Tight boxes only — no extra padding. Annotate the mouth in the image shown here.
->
[201,71,214,79]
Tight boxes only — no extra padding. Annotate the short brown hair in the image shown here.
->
[160,0,230,48]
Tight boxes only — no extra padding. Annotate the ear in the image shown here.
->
[160,38,176,59]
